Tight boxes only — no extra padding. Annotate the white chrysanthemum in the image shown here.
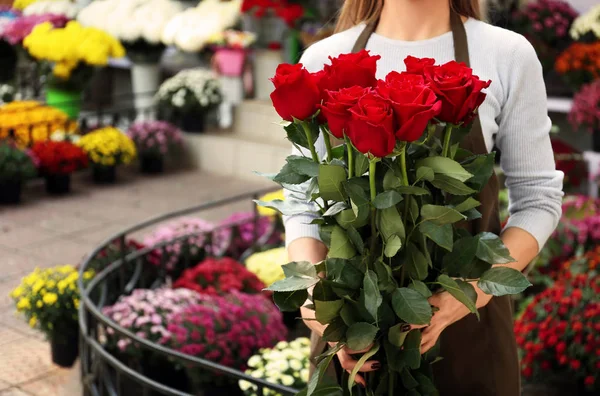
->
[570,4,600,40]
[300,368,310,383]
[247,355,263,368]
[238,380,254,392]
[289,358,303,371]
[281,374,295,387]
[276,341,289,350]
[23,0,79,18]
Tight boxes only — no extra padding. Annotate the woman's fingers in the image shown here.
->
[336,348,381,388]
[420,324,441,354]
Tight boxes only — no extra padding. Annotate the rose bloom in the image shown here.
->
[347,91,396,158]
[320,86,370,139]
[270,63,320,121]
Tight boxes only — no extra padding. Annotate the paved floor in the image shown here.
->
[0,167,267,395]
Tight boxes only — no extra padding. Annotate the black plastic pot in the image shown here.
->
[50,327,79,368]
[92,166,117,184]
[140,155,164,174]
[0,180,22,204]
[180,113,205,133]
[45,174,71,195]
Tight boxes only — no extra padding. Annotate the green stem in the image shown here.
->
[345,134,354,178]
[389,371,394,396]
[302,121,319,163]
[369,159,377,257]
[442,125,454,158]
[322,127,333,163]
[399,145,409,186]
[399,145,410,287]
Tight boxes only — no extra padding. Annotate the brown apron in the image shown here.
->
[310,11,520,396]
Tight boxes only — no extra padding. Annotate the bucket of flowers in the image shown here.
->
[569,80,600,152]
[10,265,95,368]
[0,142,36,204]
[127,120,182,174]
[555,41,600,91]
[77,126,137,184]
[156,68,222,133]
[30,140,88,195]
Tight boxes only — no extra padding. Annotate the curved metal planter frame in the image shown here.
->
[78,189,298,396]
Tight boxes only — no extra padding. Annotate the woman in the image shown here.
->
[283,0,564,395]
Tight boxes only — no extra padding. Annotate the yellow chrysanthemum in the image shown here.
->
[16,298,31,311]
[10,286,24,299]
[29,316,37,328]
[42,293,58,305]
[36,300,43,308]
[245,247,287,287]
[83,271,94,280]
[257,190,285,217]
[77,127,137,166]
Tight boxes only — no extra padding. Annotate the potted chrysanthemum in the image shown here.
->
[127,120,182,174]
[0,142,37,204]
[31,140,88,194]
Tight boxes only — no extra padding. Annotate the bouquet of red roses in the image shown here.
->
[257,51,531,395]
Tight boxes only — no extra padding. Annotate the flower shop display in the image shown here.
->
[23,21,125,119]
[23,0,79,18]
[245,247,286,287]
[166,290,287,390]
[259,52,532,394]
[0,142,36,204]
[173,257,265,296]
[216,211,283,257]
[239,338,311,395]
[78,0,183,114]
[0,100,76,147]
[555,41,600,91]
[155,68,222,132]
[570,4,600,43]
[514,273,599,394]
[76,126,137,183]
[162,0,242,54]
[127,120,182,174]
[143,217,217,273]
[551,137,588,192]
[10,265,95,367]
[30,140,88,194]
[569,80,600,151]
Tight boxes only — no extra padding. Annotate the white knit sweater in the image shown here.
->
[283,18,564,251]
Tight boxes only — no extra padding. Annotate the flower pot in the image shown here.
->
[46,87,83,120]
[140,155,164,174]
[180,113,205,133]
[92,166,117,184]
[50,327,79,368]
[131,63,160,119]
[0,180,22,204]
[45,174,71,195]
[253,49,284,101]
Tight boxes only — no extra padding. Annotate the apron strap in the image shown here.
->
[352,20,377,53]
[450,11,470,67]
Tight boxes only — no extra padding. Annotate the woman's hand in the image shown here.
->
[418,282,493,353]
[328,343,379,388]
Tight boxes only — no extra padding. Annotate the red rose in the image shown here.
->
[320,86,370,138]
[423,60,491,126]
[404,56,435,75]
[585,376,595,387]
[270,63,320,121]
[276,4,304,27]
[318,50,380,97]
[347,92,396,157]
[377,71,441,142]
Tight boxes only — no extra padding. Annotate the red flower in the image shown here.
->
[377,71,441,142]
[270,63,321,121]
[318,50,380,98]
[570,360,581,370]
[320,86,370,138]
[275,3,304,27]
[423,60,491,126]
[523,366,533,377]
[30,141,88,175]
[584,376,595,387]
[404,56,435,75]
[347,91,396,158]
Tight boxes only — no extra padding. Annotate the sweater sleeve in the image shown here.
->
[495,37,564,251]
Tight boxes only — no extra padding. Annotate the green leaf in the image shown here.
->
[431,174,476,195]
[254,199,310,216]
[408,196,420,224]
[273,162,311,184]
[478,267,532,296]
[285,122,314,150]
[326,258,363,290]
[391,288,432,325]
[346,323,379,352]
[464,208,482,220]
[315,300,344,324]
[266,276,319,292]
[420,205,466,225]
[453,197,481,213]
[363,270,382,323]
[399,330,422,370]
[416,157,473,182]
[373,190,403,209]
[442,237,478,277]
[409,280,432,298]
[354,150,369,176]
[348,343,380,392]
[377,206,406,242]
[319,164,347,202]
[437,274,478,317]
[401,369,419,389]
[346,226,364,254]
[419,222,453,252]
[340,303,362,327]
[383,169,402,190]
[345,182,370,225]
[329,226,357,259]
[282,261,318,278]
[323,317,347,343]
[287,155,320,177]
[323,202,347,217]
[388,323,410,348]
[273,290,308,312]
[416,166,435,182]
[306,177,320,201]
[395,186,431,196]
[415,372,437,395]
[335,209,357,229]
[384,235,403,258]
[476,232,516,264]
[331,144,346,160]
[405,243,428,281]
[462,153,495,191]
[307,342,343,396]
[374,261,397,293]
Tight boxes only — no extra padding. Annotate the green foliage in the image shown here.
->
[0,144,37,182]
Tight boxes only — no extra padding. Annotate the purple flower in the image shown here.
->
[569,80,600,132]
[127,121,182,157]
[1,14,68,45]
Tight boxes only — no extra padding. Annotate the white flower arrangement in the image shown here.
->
[0,84,16,105]
[570,4,600,41]
[23,0,80,19]
[162,0,242,52]
[77,0,183,45]
[156,68,222,113]
[239,338,311,395]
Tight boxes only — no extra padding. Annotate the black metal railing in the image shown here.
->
[78,190,297,396]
